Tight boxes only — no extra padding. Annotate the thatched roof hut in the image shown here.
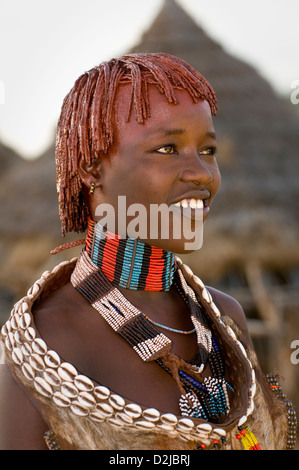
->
[130,0,299,283]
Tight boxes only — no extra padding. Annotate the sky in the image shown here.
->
[0,0,298,159]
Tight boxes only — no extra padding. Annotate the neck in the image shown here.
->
[85,218,176,291]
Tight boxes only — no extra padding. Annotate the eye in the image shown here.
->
[154,144,177,154]
[199,146,217,156]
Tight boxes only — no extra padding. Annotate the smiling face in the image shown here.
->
[89,85,221,253]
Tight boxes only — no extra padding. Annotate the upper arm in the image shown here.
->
[0,363,49,450]
[207,286,254,349]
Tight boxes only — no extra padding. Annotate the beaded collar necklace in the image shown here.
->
[85,218,176,292]
[71,249,233,422]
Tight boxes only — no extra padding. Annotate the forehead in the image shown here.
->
[113,85,213,143]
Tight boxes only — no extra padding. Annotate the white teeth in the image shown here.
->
[174,198,204,209]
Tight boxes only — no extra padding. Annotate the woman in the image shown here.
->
[0,53,296,450]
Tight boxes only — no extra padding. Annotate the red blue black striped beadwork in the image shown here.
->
[85,217,176,291]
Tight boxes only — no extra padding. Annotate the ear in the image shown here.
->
[78,157,102,192]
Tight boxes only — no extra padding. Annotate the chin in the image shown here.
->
[146,237,203,255]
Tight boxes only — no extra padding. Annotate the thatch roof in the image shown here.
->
[0,144,60,237]
[129,0,299,278]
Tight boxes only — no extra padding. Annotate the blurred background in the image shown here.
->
[0,0,298,433]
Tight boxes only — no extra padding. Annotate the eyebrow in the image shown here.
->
[144,128,217,139]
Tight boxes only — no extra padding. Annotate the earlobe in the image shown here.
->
[78,157,102,192]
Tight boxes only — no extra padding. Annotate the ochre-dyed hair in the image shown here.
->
[56,52,218,237]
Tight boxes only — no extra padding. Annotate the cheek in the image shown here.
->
[211,163,221,197]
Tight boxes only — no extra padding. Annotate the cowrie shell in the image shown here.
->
[183,265,193,278]
[53,391,71,407]
[32,338,47,355]
[52,261,70,273]
[27,283,40,298]
[94,385,110,401]
[61,381,79,399]
[237,340,247,357]
[202,287,212,304]
[142,408,160,422]
[161,413,178,425]
[109,394,125,410]
[226,326,237,340]
[247,399,255,416]
[250,382,257,398]
[196,423,212,433]
[12,347,24,365]
[24,327,36,342]
[10,313,20,330]
[19,313,31,329]
[94,403,114,418]
[89,410,105,423]
[177,418,194,432]
[77,392,96,408]
[211,302,221,318]
[238,415,248,427]
[14,330,23,345]
[44,350,61,368]
[29,353,45,371]
[1,322,9,337]
[74,375,94,392]
[70,401,89,417]
[124,403,142,419]
[21,342,32,356]
[58,362,78,382]
[44,368,61,387]
[192,274,205,289]
[5,332,15,351]
[21,302,29,314]
[22,363,35,381]
[212,427,226,437]
[115,412,133,425]
[41,270,51,280]
[34,377,53,398]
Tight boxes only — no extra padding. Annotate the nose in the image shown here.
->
[178,153,214,186]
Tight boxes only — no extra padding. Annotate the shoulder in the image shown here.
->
[206,286,254,348]
[33,281,93,359]
[32,280,115,380]
[34,281,84,330]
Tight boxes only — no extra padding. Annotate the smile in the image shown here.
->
[173,198,204,209]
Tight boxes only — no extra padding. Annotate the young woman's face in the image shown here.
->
[94,86,221,253]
